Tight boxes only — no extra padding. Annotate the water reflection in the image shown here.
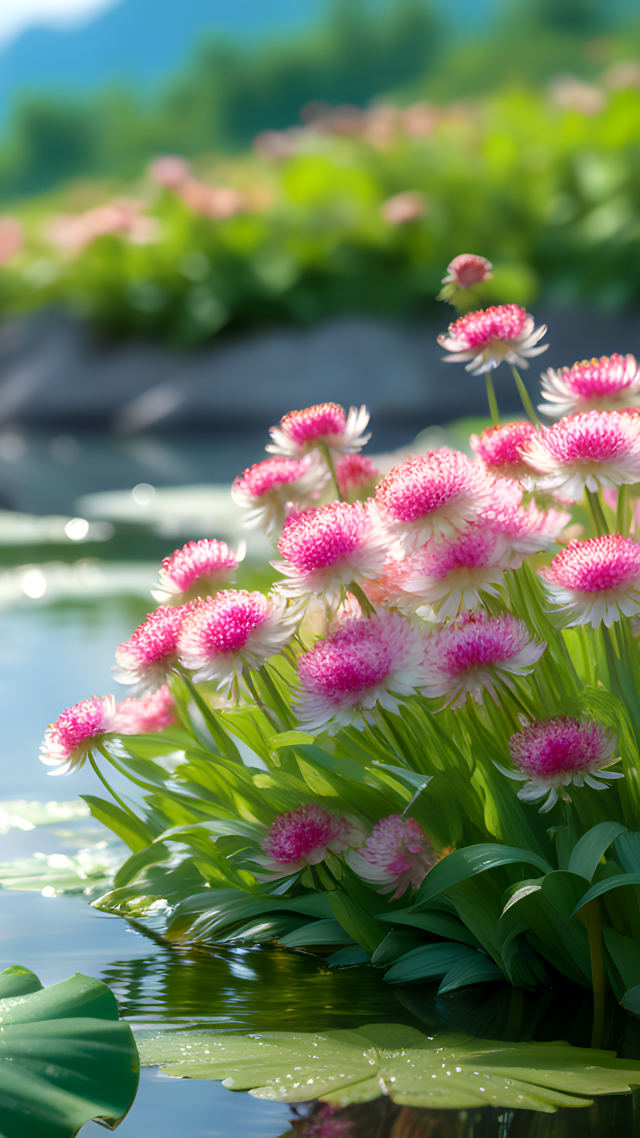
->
[100,939,640,1137]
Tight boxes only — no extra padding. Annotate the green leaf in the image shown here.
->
[622,985,640,1017]
[437,952,504,994]
[138,1024,640,1112]
[376,908,482,948]
[271,731,315,749]
[383,942,477,985]
[0,965,139,1136]
[0,965,43,997]
[113,841,171,889]
[326,946,371,967]
[80,794,153,853]
[615,831,640,873]
[602,926,640,992]
[571,873,640,917]
[278,920,355,947]
[370,930,425,966]
[415,845,553,906]
[328,891,386,955]
[567,822,628,882]
[371,762,433,791]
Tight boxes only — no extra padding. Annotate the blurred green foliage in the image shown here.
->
[0,0,637,197]
[0,0,442,196]
[3,80,640,345]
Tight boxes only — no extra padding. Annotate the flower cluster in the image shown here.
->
[40,277,640,979]
[258,803,436,898]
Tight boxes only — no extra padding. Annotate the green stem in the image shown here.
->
[485,373,500,425]
[616,484,629,535]
[576,899,606,1049]
[347,580,377,618]
[178,670,239,759]
[510,366,540,426]
[318,441,345,501]
[586,488,609,537]
[89,751,139,819]
[242,670,282,731]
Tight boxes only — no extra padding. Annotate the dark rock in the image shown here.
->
[0,306,638,436]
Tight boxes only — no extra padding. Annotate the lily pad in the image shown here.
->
[0,964,139,1136]
[138,1022,640,1113]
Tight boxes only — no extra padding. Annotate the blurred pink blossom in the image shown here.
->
[381,191,427,225]
[149,155,192,187]
[0,217,22,265]
[47,199,159,256]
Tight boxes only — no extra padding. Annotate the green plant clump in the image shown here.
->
[2,81,640,344]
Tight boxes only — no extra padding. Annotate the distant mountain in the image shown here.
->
[0,0,491,126]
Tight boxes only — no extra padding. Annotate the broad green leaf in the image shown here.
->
[113,841,171,889]
[328,891,386,955]
[0,843,122,897]
[615,831,640,873]
[138,1023,640,1112]
[0,800,89,831]
[567,822,628,882]
[278,920,355,947]
[383,942,477,984]
[376,908,482,949]
[622,985,640,1016]
[602,926,640,993]
[571,873,640,917]
[414,845,552,907]
[327,946,370,967]
[0,965,43,997]
[370,930,425,966]
[0,965,138,1136]
[80,794,153,853]
[437,952,504,994]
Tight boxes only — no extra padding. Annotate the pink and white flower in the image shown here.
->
[420,611,545,708]
[346,814,437,898]
[267,402,370,458]
[335,453,379,498]
[539,354,640,418]
[388,526,509,619]
[437,304,548,374]
[539,534,640,627]
[255,804,365,880]
[441,254,493,288]
[177,589,298,686]
[40,695,120,774]
[116,685,176,735]
[521,411,640,499]
[499,717,621,812]
[113,605,192,693]
[152,539,242,605]
[374,449,493,549]
[231,455,328,540]
[274,501,389,605]
[477,478,570,564]
[470,421,536,483]
[295,612,429,732]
